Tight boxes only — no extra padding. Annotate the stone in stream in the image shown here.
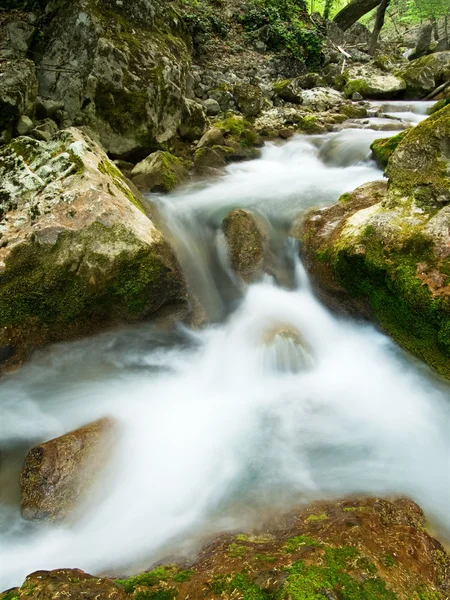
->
[262,325,314,373]
[131,150,189,193]
[3,498,449,600]
[342,65,406,100]
[20,418,115,522]
[222,209,268,284]
[0,128,185,372]
[297,104,450,381]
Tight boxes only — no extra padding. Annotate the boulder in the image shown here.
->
[409,23,433,60]
[339,103,367,119]
[178,99,207,142]
[273,78,303,104]
[21,418,115,522]
[16,115,34,135]
[203,98,221,116]
[0,58,37,141]
[35,0,191,159]
[298,105,450,380]
[197,127,225,149]
[342,66,406,99]
[222,209,268,284]
[300,87,344,112]
[0,128,185,369]
[131,150,188,192]
[193,147,227,176]
[0,13,36,60]
[398,51,450,98]
[370,130,408,169]
[4,498,449,600]
[233,83,264,118]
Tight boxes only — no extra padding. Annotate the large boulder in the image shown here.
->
[3,498,449,600]
[21,418,115,522]
[0,128,185,369]
[298,105,450,380]
[398,51,450,98]
[35,0,191,159]
[300,87,344,112]
[222,209,268,284]
[233,83,264,118]
[342,65,406,99]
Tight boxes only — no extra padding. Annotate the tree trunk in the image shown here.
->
[368,0,390,55]
[333,0,382,32]
[324,0,333,20]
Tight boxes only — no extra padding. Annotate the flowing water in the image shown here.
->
[1,103,449,589]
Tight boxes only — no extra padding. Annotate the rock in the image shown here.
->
[4,498,449,600]
[273,78,303,104]
[409,23,433,60]
[193,146,227,175]
[0,58,37,140]
[36,0,191,159]
[222,209,267,284]
[298,106,450,380]
[16,115,34,135]
[131,150,188,193]
[35,97,65,121]
[0,128,185,369]
[262,325,314,373]
[398,51,450,98]
[339,103,367,119]
[352,91,363,100]
[343,66,406,100]
[197,127,225,149]
[233,83,264,118]
[298,115,326,134]
[370,130,409,169]
[32,118,59,142]
[3,569,128,600]
[278,128,294,139]
[21,418,115,522]
[203,98,221,116]
[0,14,36,59]
[300,87,344,112]
[178,99,207,142]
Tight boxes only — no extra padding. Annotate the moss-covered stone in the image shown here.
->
[131,150,188,193]
[370,130,409,169]
[339,103,368,119]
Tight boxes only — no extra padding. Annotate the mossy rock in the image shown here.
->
[3,498,449,600]
[398,51,450,99]
[339,103,368,119]
[370,130,409,169]
[131,150,188,192]
[342,67,406,100]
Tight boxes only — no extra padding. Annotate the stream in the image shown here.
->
[0,101,449,589]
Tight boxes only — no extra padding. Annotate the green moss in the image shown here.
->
[344,79,370,99]
[299,115,324,134]
[98,159,145,212]
[255,554,276,563]
[172,570,194,583]
[228,543,247,558]
[94,82,148,134]
[0,592,19,600]
[285,535,321,553]
[214,114,258,147]
[339,104,368,119]
[384,554,396,568]
[116,566,173,593]
[370,130,409,169]
[272,79,292,92]
[68,149,85,175]
[158,152,184,191]
[306,513,329,522]
[8,137,41,164]
[339,192,353,203]
[427,99,450,115]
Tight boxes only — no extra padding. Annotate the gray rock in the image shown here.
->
[203,98,221,116]
[352,92,363,100]
[32,118,59,141]
[36,97,65,120]
[0,58,37,135]
[16,115,34,135]
[234,83,264,117]
[178,99,207,142]
[197,128,225,148]
[131,150,188,192]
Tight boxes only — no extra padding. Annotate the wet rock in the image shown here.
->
[352,91,363,100]
[4,498,449,600]
[300,87,344,112]
[4,569,128,600]
[0,58,37,140]
[178,99,207,142]
[262,325,314,373]
[0,128,185,369]
[370,130,409,169]
[131,150,188,192]
[339,103,367,119]
[21,418,115,522]
[298,105,450,380]
[193,146,227,175]
[222,209,267,284]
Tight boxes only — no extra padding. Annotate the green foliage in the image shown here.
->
[285,535,322,552]
[179,0,227,51]
[306,513,329,522]
[116,567,171,593]
[228,543,248,558]
[239,0,323,67]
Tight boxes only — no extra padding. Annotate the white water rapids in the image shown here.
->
[0,102,449,589]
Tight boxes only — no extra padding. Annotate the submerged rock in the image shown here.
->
[298,105,450,380]
[131,150,188,192]
[3,497,449,600]
[0,127,185,370]
[262,325,314,373]
[21,418,115,522]
[222,209,268,284]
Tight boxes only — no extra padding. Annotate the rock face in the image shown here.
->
[3,498,449,600]
[0,128,185,369]
[222,209,268,284]
[21,418,115,522]
[35,0,191,159]
[298,105,450,380]
[131,150,188,192]
[398,51,450,98]
[0,59,37,142]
